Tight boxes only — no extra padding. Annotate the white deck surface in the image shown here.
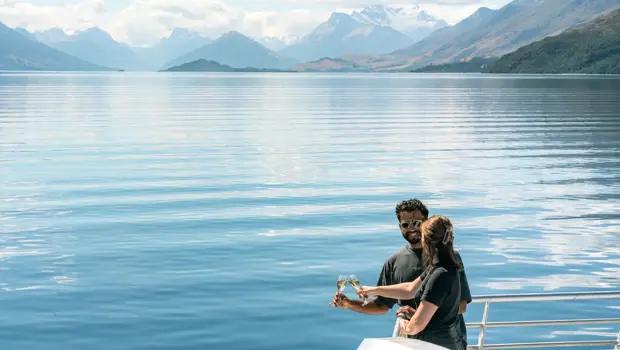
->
[357,338,449,350]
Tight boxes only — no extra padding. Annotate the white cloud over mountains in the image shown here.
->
[0,0,509,46]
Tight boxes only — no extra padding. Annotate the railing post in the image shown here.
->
[615,329,619,350]
[478,302,490,350]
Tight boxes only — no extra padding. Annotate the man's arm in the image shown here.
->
[459,300,467,314]
[455,250,473,314]
[333,294,390,315]
[332,259,396,315]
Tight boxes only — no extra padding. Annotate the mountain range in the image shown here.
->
[134,28,212,70]
[350,4,448,42]
[162,31,295,70]
[0,22,108,71]
[490,8,620,74]
[33,27,147,70]
[3,1,620,73]
[279,12,415,63]
[14,26,215,71]
[320,0,620,71]
[280,6,446,62]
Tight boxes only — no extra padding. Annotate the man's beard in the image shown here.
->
[402,231,421,245]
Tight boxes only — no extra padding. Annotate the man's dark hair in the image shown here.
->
[395,199,429,220]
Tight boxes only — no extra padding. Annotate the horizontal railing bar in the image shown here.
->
[471,291,620,303]
[466,340,617,350]
[466,318,620,328]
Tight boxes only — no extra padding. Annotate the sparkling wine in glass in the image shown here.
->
[348,274,377,306]
[337,275,348,294]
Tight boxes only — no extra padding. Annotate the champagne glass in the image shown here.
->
[330,275,349,307]
[348,274,377,306]
[336,275,348,294]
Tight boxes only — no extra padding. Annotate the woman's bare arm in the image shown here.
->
[401,301,438,335]
[360,276,422,300]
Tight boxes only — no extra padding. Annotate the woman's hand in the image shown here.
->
[358,286,379,298]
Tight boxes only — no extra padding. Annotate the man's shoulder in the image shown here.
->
[453,248,464,261]
[453,248,467,272]
[383,246,422,270]
[385,246,410,263]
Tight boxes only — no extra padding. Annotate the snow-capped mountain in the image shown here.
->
[351,4,449,42]
[280,12,414,62]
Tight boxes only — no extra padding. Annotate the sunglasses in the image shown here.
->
[400,220,424,229]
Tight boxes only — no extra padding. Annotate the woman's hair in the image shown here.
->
[421,215,461,269]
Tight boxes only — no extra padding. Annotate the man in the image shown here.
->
[332,199,472,348]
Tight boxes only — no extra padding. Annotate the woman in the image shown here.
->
[358,215,463,350]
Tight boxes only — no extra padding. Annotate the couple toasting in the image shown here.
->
[332,199,472,350]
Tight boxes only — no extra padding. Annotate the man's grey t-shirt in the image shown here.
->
[374,245,472,345]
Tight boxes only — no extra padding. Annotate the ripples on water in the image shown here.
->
[0,72,619,350]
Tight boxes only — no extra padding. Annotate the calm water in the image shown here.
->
[1,72,619,350]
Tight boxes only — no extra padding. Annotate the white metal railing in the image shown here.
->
[393,291,620,350]
[468,291,620,350]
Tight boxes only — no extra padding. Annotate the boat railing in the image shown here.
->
[394,291,620,350]
[466,291,620,350]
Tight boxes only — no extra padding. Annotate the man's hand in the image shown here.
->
[396,305,415,319]
[330,293,352,309]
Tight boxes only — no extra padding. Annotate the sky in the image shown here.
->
[0,0,511,46]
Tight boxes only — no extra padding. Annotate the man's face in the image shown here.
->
[399,210,426,245]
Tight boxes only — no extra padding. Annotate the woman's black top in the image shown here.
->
[410,265,462,350]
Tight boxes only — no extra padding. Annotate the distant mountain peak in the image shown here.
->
[0,22,109,71]
[416,10,437,22]
[221,30,246,39]
[351,4,442,25]
[77,27,115,42]
[162,29,294,70]
[82,27,108,35]
[215,31,268,48]
[168,28,202,40]
[280,7,415,63]
[33,27,71,43]
[350,4,448,40]
[475,6,494,15]
[45,27,68,35]
[255,35,296,51]
[327,12,357,24]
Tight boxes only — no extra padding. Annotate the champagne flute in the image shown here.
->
[337,275,348,294]
[348,274,377,306]
[330,275,349,308]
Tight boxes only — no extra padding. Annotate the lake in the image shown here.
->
[1,72,619,350]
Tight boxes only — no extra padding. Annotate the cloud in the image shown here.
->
[0,0,107,32]
[239,10,330,41]
[0,0,330,45]
[109,1,330,45]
